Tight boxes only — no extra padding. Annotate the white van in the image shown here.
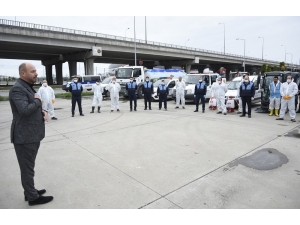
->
[172,69,225,102]
[62,75,102,92]
[225,75,261,104]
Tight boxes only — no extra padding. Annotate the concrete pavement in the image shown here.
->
[0,96,300,209]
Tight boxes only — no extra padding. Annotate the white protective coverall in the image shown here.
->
[279,81,298,119]
[92,83,103,107]
[269,81,281,110]
[107,82,121,110]
[38,85,55,118]
[237,80,247,113]
[212,81,228,113]
[176,80,186,107]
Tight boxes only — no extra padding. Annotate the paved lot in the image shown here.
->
[0,96,300,209]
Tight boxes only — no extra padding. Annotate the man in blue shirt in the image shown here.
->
[157,79,169,110]
[69,76,84,117]
[126,77,137,111]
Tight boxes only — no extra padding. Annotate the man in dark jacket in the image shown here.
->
[239,75,255,118]
[194,76,207,113]
[9,62,53,205]
[69,76,84,117]
[126,77,137,111]
[157,79,169,110]
[142,76,154,110]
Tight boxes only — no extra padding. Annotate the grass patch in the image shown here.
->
[0,96,9,101]
[55,92,94,99]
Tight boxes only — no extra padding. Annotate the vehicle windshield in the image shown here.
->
[227,81,240,90]
[154,79,171,87]
[116,68,133,79]
[102,77,112,84]
[184,75,202,84]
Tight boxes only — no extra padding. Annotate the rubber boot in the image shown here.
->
[90,106,95,113]
[275,109,279,116]
[98,107,101,113]
[269,109,273,116]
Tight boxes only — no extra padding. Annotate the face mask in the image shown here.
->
[113,81,116,83]
[146,79,149,81]
[74,80,78,83]
[218,81,221,84]
[287,79,291,83]
[244,80,249,83]
[130,80,133,82]
[199,80,202,82]
[43,83,47,87]
[96,82,100,85]
[162,82,165,85]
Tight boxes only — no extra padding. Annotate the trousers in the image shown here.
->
[176,92,185,106]
[14,142,40,201]
[129,94,137,109]
[72,96,82,115]
[159,94,167,109]
[241,96,252,115]
[195,95,205,110]
[144,93,152,109]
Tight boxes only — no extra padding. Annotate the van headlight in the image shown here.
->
[186,89,193,94]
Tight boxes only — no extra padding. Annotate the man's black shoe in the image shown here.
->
[134,108,137,111]
[72,115,74,117]
[240,115,246,117]
[25,189,46,201]
[175,106,179,109]
[29,195,53,206]
[144,108,147,110]
[149,108,152,110]
[217,112,222,114]
[51,117,57,120]
[237,112,242,114]
[80,114,84,116]
[194,110,198,112]
[202,110,205,113]
[159,108,161,110]
[248,115,251,118]
[130,109,132,112]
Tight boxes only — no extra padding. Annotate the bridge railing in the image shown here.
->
[0,19,297,67]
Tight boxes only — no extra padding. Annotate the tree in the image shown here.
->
[273,66,280,71]
[279,62,286,71]
[261,64,268,74]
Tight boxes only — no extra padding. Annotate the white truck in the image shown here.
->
[115,65,186,98]
[172,68,224,103]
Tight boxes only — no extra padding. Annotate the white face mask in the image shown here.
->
[162,82,165,85]
[74,80,78,83]
[43,83,48,87]
[96,82,100,85]
[244,80,249,83]
[199,80,202,82]
[146,79,149,81]
[218,81,221,84]
[287,79,291,83]
[112,81,116,84]
[130,80,133,82]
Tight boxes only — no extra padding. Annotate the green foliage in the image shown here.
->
[279,62,286,71]
[261,64,268,74]
[273,66,280,71]
[0,96,9,101]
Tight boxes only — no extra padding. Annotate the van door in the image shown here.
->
[252,78,261,102]
[167,80,176,98]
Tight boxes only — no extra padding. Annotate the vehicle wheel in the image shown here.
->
[137,87,143,99]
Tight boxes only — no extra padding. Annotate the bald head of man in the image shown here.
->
[19,63,38,84]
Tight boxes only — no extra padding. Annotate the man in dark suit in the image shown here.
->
[9,62,53,206]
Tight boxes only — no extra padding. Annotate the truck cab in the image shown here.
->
[115,65,186,98]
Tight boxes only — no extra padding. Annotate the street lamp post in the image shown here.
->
[185,39,189,47]
[236,38,246,72]
[134,17,137,66]
[145,16,147,44]
[125,28,130,38]
[258,36,264,60]
[286,53,293,71]
[281,45,286,63]
[219,23,225,54]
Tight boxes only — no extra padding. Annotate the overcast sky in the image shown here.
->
[1,2,300,77]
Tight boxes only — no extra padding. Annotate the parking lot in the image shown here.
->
[1,96,300,209]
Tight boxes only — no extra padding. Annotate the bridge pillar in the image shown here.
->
[45,65,53,85]
[55,62,63,85]
[68,61,77,77]
[84,58,95,75]
[186,64,191,74]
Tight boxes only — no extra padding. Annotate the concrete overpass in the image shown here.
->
[0,19,298,84]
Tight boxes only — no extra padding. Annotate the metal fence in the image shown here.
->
[0,19,297,67]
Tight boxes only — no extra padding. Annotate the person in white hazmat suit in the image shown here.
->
[175,76,186,109]
[236,74,247,114]
[106,76,121,112]
[276,75,298,122]
[90,79,103,113]
[38,80,57,120]
[212,76,228,115]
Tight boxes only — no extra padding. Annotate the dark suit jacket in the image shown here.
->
[9,79,45,144]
